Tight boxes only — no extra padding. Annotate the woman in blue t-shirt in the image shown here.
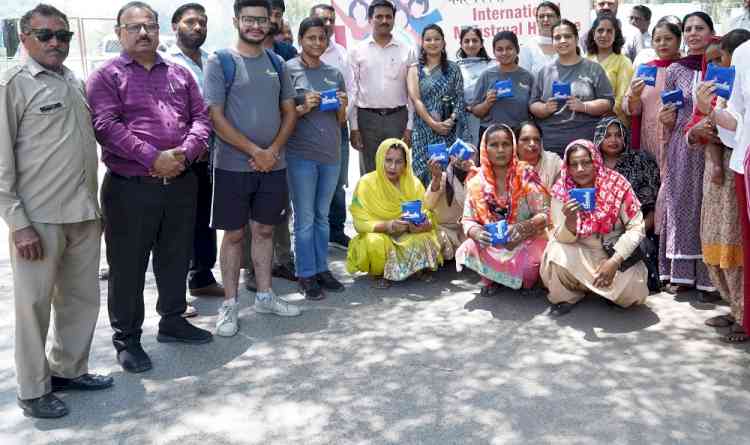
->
[471,31,534,142]
[285,17,348,300]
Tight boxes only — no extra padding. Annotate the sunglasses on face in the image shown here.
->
[27,28,74,43]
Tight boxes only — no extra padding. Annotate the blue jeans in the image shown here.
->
[329,125,349,235]
[287,154,341,279]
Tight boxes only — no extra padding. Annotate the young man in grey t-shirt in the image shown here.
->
[204,0,300,337]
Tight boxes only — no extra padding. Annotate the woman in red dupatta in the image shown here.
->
[540,140,648,316]
[455,124,550,296]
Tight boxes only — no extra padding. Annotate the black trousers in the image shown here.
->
[102,171,197,351]
[188,161,218,289]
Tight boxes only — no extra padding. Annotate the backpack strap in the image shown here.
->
[215,49,237,101]
[264,48,283,77]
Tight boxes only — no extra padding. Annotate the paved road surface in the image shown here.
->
[1,154,749,444]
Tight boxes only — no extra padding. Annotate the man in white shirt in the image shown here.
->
[310,3,354,248]
[625,5,651,62]
[348,0,415,174]
[165,3,225,305]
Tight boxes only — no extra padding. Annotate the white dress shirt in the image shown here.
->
[348,34,416,130]
[321,37,354,118]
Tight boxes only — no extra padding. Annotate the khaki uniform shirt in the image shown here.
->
[0,58,99,231]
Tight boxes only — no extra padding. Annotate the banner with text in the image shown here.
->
[330,0,589,54]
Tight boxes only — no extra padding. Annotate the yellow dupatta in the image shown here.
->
[347,139,440,275]
[349,139,427,231]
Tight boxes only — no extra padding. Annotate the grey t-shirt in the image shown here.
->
[204,49,295,172]
[530,58,614,156]
[285,58,345,164]
[472,66,534,128]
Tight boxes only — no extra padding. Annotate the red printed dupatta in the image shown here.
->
[551,139,641,238]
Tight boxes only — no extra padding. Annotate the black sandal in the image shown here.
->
[480,282,499,298]
[550,302,574,316]
[705,314,734,328]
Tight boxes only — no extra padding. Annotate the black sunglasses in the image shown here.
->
[27,28,74,43]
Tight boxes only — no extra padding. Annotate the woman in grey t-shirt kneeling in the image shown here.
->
[529,19,614,157]
[285,17,349,300]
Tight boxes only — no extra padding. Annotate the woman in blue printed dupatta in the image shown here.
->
[407,24,470,186]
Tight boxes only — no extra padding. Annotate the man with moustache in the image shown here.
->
[87,1,213,373]
[263,0,297,61]
[206,0,300,337]
[310,3,354,249]
[0,4,112,418]
[348,0,415,174]
[166,3,225,313]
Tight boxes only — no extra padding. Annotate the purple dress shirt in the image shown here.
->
[87,53,211,176]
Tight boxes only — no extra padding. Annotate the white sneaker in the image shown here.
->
[215,299,239,337]
[254,292,301,317]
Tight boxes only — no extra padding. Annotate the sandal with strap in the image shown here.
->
[705,314,735,328]
[720,323,750,343]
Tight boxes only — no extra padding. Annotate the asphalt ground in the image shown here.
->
[1,153,749,444]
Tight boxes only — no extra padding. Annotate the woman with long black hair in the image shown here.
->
[456,26,493,146]
[407,23,470,186]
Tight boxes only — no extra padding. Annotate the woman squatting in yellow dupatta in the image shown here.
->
[346,139,442,288]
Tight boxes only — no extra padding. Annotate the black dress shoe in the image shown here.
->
[272,263,297,281]
[117,343,153,373]
[51,373,114,392]
[18,393,68,418]
[299,277,325,301]
[316,271,344,293]
[157,318,213,344]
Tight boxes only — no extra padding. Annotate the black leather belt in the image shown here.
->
[109,170,188,185]
[359,106,406,116]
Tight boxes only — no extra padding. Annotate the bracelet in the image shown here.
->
[583,102,589,114]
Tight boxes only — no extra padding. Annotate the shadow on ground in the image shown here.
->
[1,247,749,445]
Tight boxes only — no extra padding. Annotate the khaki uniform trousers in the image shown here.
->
[10,220,101,399]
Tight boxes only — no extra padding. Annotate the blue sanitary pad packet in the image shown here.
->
[660,89,684,108]
[319,89,340,111]
[494,79,513,98]
[636,65,657,87]
[704,64,735,100]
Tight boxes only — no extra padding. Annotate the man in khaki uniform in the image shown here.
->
[0,4,112,419]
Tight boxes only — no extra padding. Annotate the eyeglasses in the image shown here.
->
[240,16,269,26]
[119,23,159,34]
[27,28,74,43]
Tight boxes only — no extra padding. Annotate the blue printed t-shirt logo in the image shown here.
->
[323,77,337,86]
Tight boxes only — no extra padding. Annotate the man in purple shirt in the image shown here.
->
[87,1,213,374]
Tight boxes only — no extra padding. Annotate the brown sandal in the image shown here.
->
[705,314,735,328]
